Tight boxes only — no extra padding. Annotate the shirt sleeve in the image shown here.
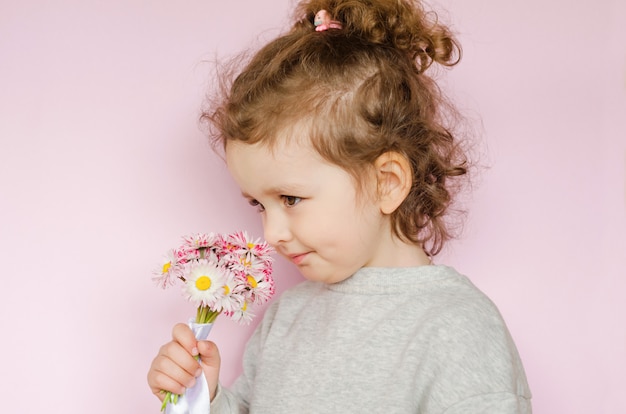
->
[209,383,248,414]
[209,301,279,414]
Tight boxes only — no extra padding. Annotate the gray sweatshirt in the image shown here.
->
[211,265,532,413]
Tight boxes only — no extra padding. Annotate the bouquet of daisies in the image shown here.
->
[153,231,274,413]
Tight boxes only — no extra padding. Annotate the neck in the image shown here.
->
[367,231,432,268]
[390,236,432,267]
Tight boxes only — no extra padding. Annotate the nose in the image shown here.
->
[262,209,291,247]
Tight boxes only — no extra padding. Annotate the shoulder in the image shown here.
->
[410,267,532,403]
[413,266,516,351]
[416,266,507,326]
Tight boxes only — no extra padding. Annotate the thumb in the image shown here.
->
[197,340,221,401]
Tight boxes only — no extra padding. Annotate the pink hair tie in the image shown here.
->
[314,10,342,32]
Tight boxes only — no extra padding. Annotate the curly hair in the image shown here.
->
[202,0,470,256]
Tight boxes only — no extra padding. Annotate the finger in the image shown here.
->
[148,366,186,399]
[197,340,220,367]
[149,353,202,396]
[172,323,199,356]
[197,340,221,401]
[160,340,203,377]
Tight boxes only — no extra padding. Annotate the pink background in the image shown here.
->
[1,0,624,412]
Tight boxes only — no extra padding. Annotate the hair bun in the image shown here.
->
[297,0,460,72]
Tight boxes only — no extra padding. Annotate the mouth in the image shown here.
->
[289,252,310,265]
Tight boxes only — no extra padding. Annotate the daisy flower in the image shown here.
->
[226,231,255,250]
[182,232,218,250]
[223,231,274,278]
[153,231,274,323]
[226,231,272,258]
[184,260,227,308]
[249,241,274,264]
[212,271,244,314]
[229,251,268,280]
[229,300,255,324]
[174,246,196,264]
[152,249,179,289]
[177,233,219,263]
[243,273,275,305]
[221,231,264,259]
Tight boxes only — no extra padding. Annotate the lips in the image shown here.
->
[289,252,310,265]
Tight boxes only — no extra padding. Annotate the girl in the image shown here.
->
[147,0,532,412]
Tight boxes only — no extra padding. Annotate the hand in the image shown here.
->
[147,323,221,402]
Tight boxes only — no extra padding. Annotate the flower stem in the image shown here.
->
[196,304,220,324]
[160,390,179,412]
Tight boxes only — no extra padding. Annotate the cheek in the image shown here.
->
[319,202,372,239]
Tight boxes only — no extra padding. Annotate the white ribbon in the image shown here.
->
[165,320,214,414]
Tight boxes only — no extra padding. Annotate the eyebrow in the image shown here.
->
[241,184,307,199]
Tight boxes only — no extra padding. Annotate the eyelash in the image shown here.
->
[248,196,302,212]
[248,199,265,212]
[283,195,301,207]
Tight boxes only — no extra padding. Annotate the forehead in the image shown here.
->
[225,139,353,197]
[226,120,314,161]
[226,138,314,179]
[225,137,317,168]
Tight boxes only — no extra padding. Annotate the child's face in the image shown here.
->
[226,138,392,284]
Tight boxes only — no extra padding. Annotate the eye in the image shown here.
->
[248,199,265,212]
[282,196,301,207]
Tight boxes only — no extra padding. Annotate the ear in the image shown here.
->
[374,151,412,215]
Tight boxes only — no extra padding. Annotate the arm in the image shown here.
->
[211,299,282,413]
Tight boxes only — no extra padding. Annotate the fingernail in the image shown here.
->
[187,378,196,388]
[195,368,202,377]
[191,347,199,356]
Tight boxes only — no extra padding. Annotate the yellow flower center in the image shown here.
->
[247,242,255,249]
[162,262,171,274]
[247,275,258,288]
[240,257,252,268]
[223,285,230,295]
[195,275,212,291]
[242,301,248,311]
